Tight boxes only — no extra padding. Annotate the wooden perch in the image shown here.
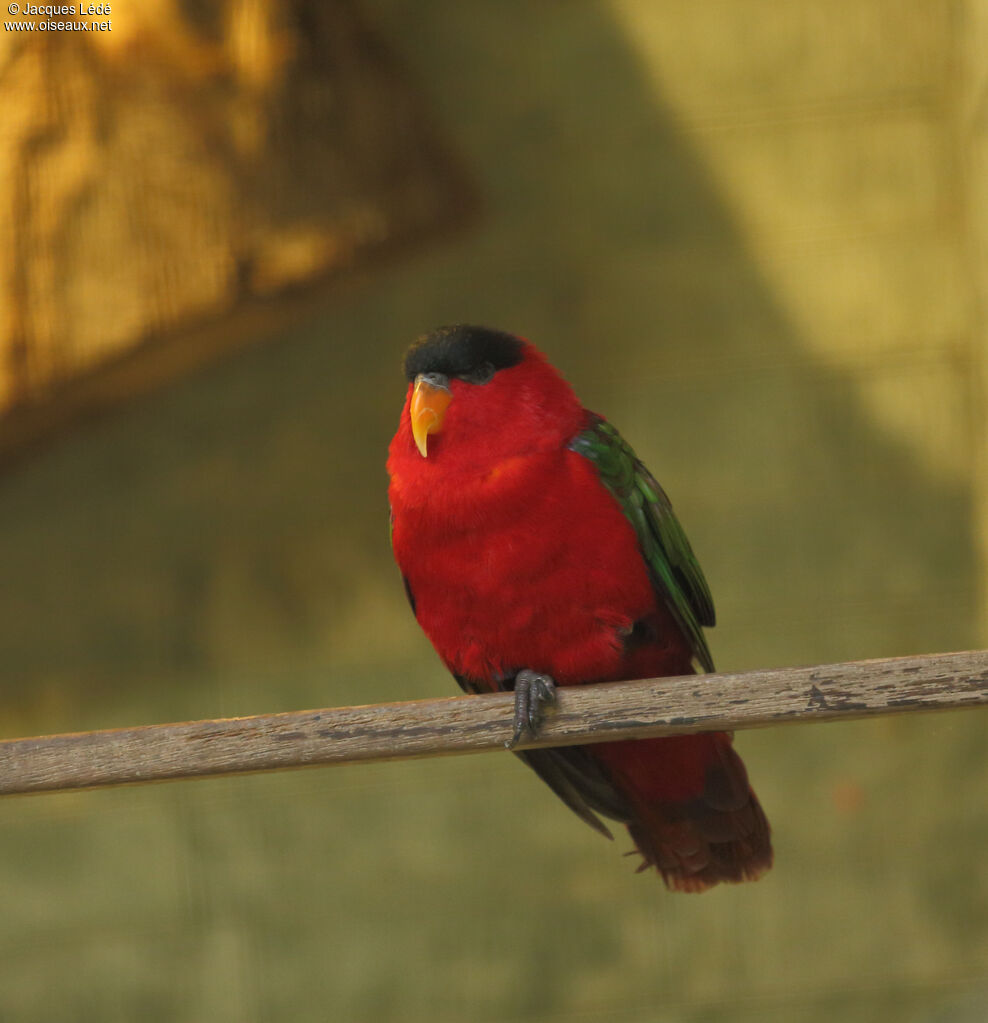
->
[2,649,987,797]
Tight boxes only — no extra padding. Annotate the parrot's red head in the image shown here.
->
[387,326,585,485]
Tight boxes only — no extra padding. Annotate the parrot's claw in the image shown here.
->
[505,670,557,749]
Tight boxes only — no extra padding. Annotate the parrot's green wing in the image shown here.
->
[569,413,716,672]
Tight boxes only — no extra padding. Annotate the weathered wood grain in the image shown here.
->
[2,649,987,796]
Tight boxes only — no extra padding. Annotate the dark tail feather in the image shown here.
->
[599,733,773,892]
[628,792,772,893]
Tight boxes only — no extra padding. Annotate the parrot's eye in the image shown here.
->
[460,361,496,385]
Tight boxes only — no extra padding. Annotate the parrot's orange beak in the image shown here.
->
[410,374,452,457]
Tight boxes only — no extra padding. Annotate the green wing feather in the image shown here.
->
[569,414,716,672]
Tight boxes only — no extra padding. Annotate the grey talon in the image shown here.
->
[505,670,557,749]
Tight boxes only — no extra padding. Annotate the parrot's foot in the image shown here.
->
[505,670,557,749]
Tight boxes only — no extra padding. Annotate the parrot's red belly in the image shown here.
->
[390,447,691,686]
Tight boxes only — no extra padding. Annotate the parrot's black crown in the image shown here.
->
[404,325,525,382]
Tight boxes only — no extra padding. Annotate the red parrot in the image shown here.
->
[387,325,772,892]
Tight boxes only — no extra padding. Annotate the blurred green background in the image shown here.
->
[1,1,987,1020]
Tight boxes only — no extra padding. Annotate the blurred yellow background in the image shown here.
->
[0,1,986,1020]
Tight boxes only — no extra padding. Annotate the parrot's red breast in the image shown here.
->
[387,325,772,891]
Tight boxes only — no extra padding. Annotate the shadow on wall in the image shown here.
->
[0,0,974,723]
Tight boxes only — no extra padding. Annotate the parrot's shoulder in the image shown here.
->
[568,412,716,672]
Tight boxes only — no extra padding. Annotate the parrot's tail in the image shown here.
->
[594,733,773,893]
